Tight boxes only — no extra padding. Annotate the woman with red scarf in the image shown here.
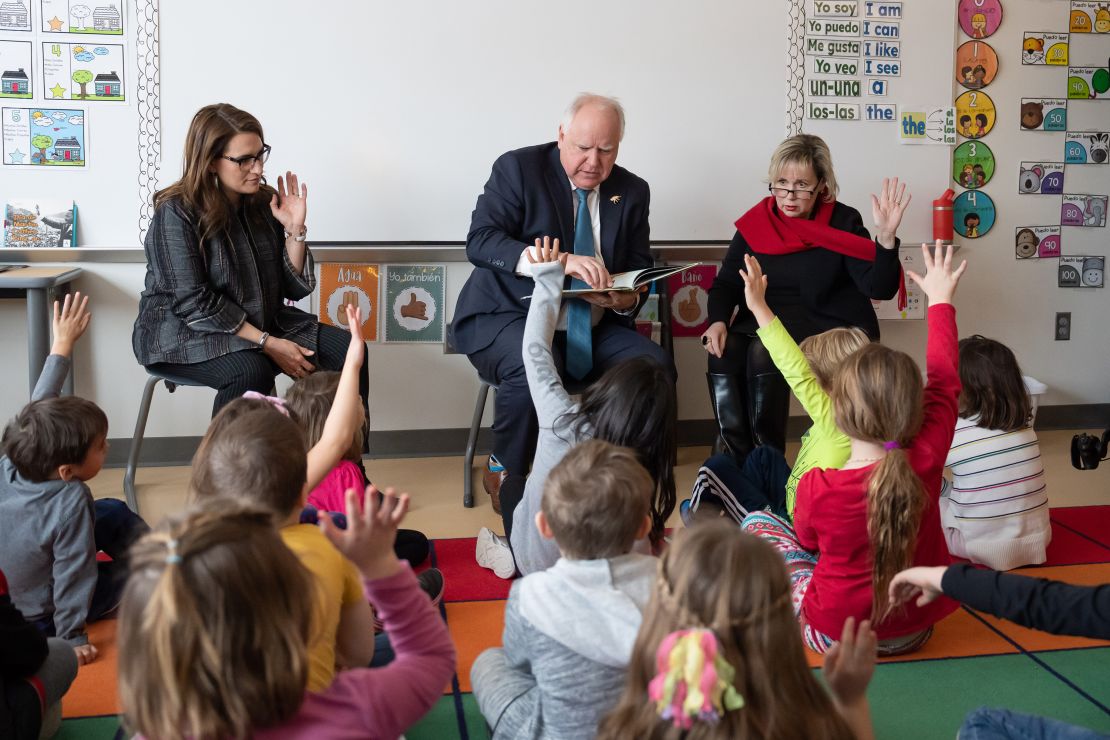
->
[699,134,910,473]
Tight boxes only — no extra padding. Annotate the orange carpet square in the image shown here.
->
[61,618,120,718]
[445,600,506,693]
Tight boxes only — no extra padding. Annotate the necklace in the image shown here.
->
[846,457,883,464]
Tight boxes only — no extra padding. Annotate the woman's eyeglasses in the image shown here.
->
[221,143,271,172]
[768,184,819,200]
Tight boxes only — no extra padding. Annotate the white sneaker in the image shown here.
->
[475,527,516,580]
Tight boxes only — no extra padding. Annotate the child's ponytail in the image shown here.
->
[832,344,926,624]
[866,445,926,621]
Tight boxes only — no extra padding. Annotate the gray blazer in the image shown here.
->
[132,196,316,365]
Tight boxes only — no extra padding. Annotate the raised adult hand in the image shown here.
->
[870,177,911,248]
[270,170,308,234]
[264,336,315,379]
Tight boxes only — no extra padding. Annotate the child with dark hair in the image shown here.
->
[476,238,677,578]
[941,335,1049,570]
[472,439,657,739]
[0,294,148,664]
[1,567,78,740]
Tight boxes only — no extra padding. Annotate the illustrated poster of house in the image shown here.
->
[0,1,32,32]
[0,41,33,99]
[2,107,87,166]
[41,42,123,101]
[40,0,122,34]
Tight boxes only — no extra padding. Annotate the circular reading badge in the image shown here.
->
[953,190,996,239]
[952,140,995,189]
[954,90,996,139]
[959,0,1003,39]
[955,41,999,89]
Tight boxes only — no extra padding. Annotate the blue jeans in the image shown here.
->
[960,708,1110,739]
[691,446,791,523]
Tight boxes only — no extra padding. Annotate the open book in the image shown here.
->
[559,262,703,296]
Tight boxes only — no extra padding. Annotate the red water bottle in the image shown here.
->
[933,189,955,242]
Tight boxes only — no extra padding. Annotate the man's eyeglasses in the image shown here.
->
[768,183,819,200]
[220,144,271,172]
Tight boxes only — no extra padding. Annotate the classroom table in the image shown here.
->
[0,265,83,396]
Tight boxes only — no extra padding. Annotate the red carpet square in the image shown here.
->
[432,538,514,602]
[1041,518,1110,566]
[1051,506,1110,550]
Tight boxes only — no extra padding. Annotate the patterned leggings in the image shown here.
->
[741,510,836,653]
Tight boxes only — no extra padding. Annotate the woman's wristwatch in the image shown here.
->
[284,224,308,242]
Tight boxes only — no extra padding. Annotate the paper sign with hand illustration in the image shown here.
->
[384,264,445,343]
[318,263,379,341]
[667,264,717,337]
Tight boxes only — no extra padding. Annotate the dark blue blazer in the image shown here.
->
[451,142,652,355]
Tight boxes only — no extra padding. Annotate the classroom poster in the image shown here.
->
[958,0,1002,39]
[667,264,716,338]
[955,40,998,88]
[1064,132,1109,165]
[1058,256,1104,288]
[1018,162,1064,194]
[873,246,924,320]
[318,263,379,342]
[1069,1,1110,33]
[2,106,86,166]
[1067,66,1110,100]
[1061,194,1108,227]
[41,42,124,101]
[1014,226,1061,259]
[383,265,445,343]
[0,0,32,31]
[954,90,994,138]
[953,190,995,238]
[1019,99,1067,131]
[1021,32,1068,65]
[0,41,32,99]
[952,140,994,187]
[40,0,123,34]
[899,106,955,144]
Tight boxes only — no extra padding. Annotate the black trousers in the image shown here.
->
[707,330,790,452]
[147,322,369,418]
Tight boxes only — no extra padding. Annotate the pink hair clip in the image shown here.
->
[241,390,290,417]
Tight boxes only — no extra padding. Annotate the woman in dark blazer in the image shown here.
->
[701,134,910,463]
[132,103,367,415]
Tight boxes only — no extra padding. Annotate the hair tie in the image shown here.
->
[241,390,290,417]
[648,629,745,729]
[883,440,901,451]
[165,538,182,565]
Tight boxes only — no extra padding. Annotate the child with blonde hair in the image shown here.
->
[743,242,966,656]
[941,335,1050,570]
[117,489,455,740]
[687,253,868,524]
[598,521,878,740]
[472,439,657,738]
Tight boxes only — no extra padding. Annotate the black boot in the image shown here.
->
[707,373,755,463]
[748,371,790,452]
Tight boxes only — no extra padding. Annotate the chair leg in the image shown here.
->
[124,376,161,515]
[464,382,491,508]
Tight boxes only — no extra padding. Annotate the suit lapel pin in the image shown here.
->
[610,195,622,204]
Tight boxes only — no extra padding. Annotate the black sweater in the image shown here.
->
[943,563,1110,640]
[706,202,901,341]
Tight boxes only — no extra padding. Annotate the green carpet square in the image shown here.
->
[1036,648,1110,711]
[57,716,121,740]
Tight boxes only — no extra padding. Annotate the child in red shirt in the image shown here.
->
[743,242,967,656]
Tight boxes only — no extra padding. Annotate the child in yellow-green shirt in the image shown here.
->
[685,254,868,524]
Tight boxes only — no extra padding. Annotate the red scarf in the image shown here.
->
[735,196,907,311]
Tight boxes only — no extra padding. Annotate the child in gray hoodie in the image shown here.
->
[471,439,657,739]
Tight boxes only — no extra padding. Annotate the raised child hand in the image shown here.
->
[823,616,877,708]
[525,236,566,266]
[344,303,365,366]
[906,240,967,306]
[320,484,407,580]
[738,254,775,327]
[888,566,946,608]
[51,291,90,358]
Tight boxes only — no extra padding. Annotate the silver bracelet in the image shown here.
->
[258,331,270,349]
[284,225,308,242]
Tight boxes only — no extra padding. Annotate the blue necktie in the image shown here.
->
[566,188,593,380]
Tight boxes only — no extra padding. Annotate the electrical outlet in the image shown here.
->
[1056,312,1071,341]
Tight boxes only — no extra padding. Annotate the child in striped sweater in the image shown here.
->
[940,336,1050,571]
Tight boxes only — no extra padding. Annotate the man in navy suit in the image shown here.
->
[452,93,673,522]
